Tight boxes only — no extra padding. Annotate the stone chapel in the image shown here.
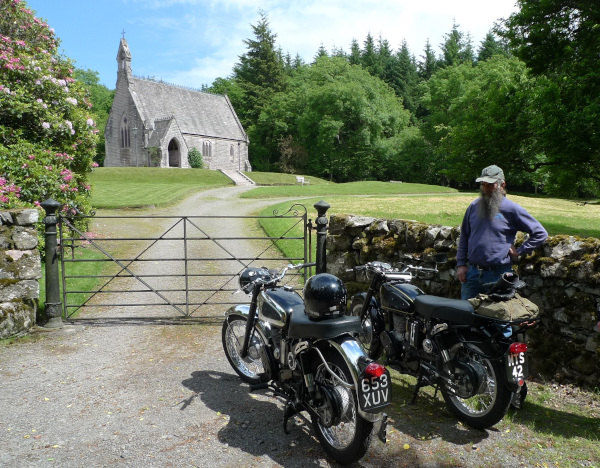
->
[104,38,251,171]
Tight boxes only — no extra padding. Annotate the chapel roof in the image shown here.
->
[130,78,247,142]
[147,117,173,148]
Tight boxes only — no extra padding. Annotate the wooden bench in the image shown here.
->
[296,176,309,185]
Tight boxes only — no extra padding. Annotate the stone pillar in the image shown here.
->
[314,200,330,275]
[0,208,41,338]
[40,199,63,328]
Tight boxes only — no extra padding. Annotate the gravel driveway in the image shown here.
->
[1,187,592,467]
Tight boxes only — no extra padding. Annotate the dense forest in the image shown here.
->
[84,0,598,198]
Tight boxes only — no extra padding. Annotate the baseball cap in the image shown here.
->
[476,165,504,183]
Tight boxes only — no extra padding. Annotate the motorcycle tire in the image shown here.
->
[311,345,374,465]
[441,334,512,430]
[221,316,265,385]
[349,299,382,360]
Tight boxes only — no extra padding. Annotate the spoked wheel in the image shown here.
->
[312,348,374,465]
[349,300,381,359]
[221,316,265,384]
[441,339,512,430]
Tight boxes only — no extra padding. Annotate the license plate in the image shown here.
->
[505,351,528,383]
[358,370,392,413]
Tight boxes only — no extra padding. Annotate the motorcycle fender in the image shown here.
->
[224,305,273,342]
[328,336,384,423]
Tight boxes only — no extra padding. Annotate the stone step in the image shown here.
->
[220,170,255,186]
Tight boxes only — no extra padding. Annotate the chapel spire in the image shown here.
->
[116,37,133,84]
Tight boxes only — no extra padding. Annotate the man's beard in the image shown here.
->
[478,186,504,220]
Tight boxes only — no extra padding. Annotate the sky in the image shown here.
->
[26,0,520,90]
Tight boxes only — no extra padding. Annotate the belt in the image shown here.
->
[469,263,508,272]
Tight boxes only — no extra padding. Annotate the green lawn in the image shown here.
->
[90,167,232,208]
[241,181,458,199]
[243,171,333,186]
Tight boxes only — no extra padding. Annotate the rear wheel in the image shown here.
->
[441,337,511,430]
[222,316,265,384]
[349,299,381,359]
[312,347,374,465]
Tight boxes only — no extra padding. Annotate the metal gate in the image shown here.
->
[57,204,312,318]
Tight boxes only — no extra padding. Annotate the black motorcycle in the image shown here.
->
[222,263,391,465]
[348,258,536,430]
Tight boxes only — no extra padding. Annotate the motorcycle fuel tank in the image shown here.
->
[258,287,304,328]
[380,282,424,315]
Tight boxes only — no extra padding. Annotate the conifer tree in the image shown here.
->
[440,20,464,67]
[313,43,328,63]
[477,31,508,62]
[418,39,438,80]
[233,11,285,130]
[348,39,361,65]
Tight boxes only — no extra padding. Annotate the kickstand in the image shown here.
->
[411,362,423,405]
[282,401,298,435]
[433,384,439,399]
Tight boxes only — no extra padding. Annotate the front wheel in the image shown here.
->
[349,299,381,359]
[312,346,374,465]
[441,338,512,430]
[222,316,265,384]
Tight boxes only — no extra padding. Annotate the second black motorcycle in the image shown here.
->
[349,259,536,430]
[222,263,391,465]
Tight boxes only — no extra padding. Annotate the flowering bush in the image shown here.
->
[0,0,98,218]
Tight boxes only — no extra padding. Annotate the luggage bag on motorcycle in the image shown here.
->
[468,293,539,321]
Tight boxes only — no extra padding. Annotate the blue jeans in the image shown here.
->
[462,264,514,337]
[461,264,514,300]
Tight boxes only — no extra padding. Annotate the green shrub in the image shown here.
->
[188,147,203,169]
[0,0,98,218]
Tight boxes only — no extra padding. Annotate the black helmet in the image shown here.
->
[239,267,271,288]
[303,273,348,320]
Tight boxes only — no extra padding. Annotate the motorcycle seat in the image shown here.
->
[414,295,475,325]
[287,311,363,339]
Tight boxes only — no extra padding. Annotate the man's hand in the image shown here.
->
[457,265,468,283]
[509,245,519,258]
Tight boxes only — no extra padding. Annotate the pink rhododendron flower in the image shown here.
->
[21,163,28,168]
[34,201,41,207]
[86,118,94,126]
[91,162,99,168]
[42,122,50,129]
[28,154,35,160]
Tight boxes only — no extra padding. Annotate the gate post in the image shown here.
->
[41,199,63,328]
[313,200,330,274]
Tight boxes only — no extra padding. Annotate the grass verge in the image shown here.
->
[241,181,458,199]
[39,245,109,319]
[243,171,333,186]
[90,167,232,209]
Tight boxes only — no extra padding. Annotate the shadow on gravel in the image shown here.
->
[508,402,600,440]
[180,370,323,467]
[65,317,224,327]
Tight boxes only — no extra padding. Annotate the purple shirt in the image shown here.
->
[457,197,548,267]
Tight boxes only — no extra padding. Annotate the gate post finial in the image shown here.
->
[40,198,63,328]
[313,200,330,274]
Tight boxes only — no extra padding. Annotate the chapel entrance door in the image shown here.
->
[168,139,180,167]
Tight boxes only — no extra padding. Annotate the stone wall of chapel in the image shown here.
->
[104,76,142,167]
[183,135,249,171]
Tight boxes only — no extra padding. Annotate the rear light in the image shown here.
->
[510,342,528,354]
[365,362,386,378]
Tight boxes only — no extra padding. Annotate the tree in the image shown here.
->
[477,31,508,62]
[73,68,114,166]
[499,0,600,195]
[0,0,97,215]
[418,39,438,80]
[254,57,411,182]
[348,39,361,66]
[232,11,286,131]
[361,33,381,76]
[313,43,328,63]
[439,21,474,68]
[187,147,203,168]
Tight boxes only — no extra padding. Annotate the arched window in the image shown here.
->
[120,117,130,148]
[230,145,234,162]
[202,141,212,159]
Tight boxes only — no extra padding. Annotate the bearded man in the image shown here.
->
[456,165,548,300]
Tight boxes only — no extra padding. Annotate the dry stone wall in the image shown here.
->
[326,214,600,386]
[0,209,41,339]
